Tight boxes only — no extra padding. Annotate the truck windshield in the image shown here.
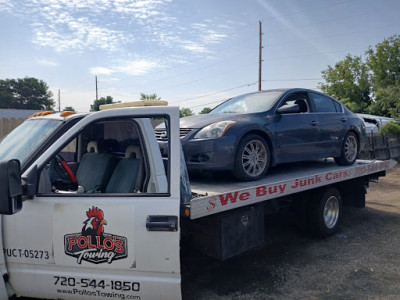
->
[0,118,62,165]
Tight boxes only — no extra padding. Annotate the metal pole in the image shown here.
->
[95,76,98,101]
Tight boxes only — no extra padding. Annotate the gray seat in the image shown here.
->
[105,146,142,193]
[75,141,119,193]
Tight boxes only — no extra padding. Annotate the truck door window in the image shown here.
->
[38,116,170,196]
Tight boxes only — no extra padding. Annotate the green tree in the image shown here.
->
[63,106,75,112]
[369,85,400,118]
[366,35,400,90]
[199,107,212,114]
[180,107,194,118]
[366,35,400,118]
[319,35,400,117]
[90,96,115,111]
[0,77,54,110]
[140,93,161,100]
[320,54,371,113]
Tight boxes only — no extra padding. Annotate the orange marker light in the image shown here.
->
[42,111,56,116]
[60,111,75,117]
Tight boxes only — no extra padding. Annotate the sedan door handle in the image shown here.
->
[310,120,319,126]
[340,117,347,122]
[146,215,178,232]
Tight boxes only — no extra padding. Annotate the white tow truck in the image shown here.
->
[0,106,396,299]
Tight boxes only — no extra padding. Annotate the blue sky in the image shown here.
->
[0,0,399,113]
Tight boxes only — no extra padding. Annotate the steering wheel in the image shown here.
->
[49,154,78,190]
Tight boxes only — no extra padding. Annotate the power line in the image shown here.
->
[156,62,257,92]
[170,81,258,105]
[262,78,321,82]
[173,78,324,107]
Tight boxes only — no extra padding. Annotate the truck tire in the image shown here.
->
[334,132,358,166]
[232,134,270,181]
[309,187,342,237]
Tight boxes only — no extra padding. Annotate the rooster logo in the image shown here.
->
[64,206,127,264]
[82,206,107,238]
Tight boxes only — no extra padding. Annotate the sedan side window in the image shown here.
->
[279,92,310,113]
[311,93,337,113]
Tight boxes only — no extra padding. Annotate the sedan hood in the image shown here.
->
[180,113,241,129]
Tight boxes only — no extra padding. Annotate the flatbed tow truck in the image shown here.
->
[0,105,396,299]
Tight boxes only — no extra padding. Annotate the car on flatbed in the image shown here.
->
[156,88,366,181]
[0,105,393,300]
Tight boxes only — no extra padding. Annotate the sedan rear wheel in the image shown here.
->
[232,134,270,181]
[334,132,358,166]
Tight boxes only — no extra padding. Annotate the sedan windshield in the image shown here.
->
[210,91,283,114]
[0,118,62,165]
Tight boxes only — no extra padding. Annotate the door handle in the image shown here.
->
[146,215,178,231]
[310,120,319,126]
[340,117,347,122]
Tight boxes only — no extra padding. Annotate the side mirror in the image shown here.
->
[0,160,23,215]
[277,104,300,114]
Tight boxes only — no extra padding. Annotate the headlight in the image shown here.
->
[194,121,236,139]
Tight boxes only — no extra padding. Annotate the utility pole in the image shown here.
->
[58,89,61,111]
[95,76,98,101]
[258,21,263,91]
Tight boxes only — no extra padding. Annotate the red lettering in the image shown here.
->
[88,236,97,248]
[96,235,104,249]
[219,192,239,205]
[239,192,250,201]
[256,186,267,197]
[104,238,114,250]
[114,240,124,253]
[68,238,77,251]
[77,236,88,248]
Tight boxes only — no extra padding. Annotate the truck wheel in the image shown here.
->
[309,187,342,237]
[334,132,358,166]
[232,134,270,181]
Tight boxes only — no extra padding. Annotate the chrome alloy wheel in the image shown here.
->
[324,196,340,229]
[344,134,358,162]
[241,139,268,177]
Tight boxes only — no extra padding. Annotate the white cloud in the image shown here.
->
[0,0,14,12]
[3,0,232,62]
[181,42,209,54]
[36,58,59,66]
[90,67,114,75]
[90,59,160,76]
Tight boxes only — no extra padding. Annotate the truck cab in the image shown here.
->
[0,106,183,299]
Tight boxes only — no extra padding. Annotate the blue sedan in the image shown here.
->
[156,88,366,181]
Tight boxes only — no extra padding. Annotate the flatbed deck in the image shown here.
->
[188,159,397,219]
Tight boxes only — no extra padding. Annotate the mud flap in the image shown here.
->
[339,177,366,208]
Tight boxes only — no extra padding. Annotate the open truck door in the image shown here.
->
[0,107,182,299]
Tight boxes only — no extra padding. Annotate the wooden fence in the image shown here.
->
[359,133,400,160]
[0,118,25,139]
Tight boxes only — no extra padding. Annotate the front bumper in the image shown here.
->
[159,136,237,172]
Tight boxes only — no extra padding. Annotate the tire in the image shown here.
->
[309,187,342,237]
[334,132,359,166]
[232,134,270,181]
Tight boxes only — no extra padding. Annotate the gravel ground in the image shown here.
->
[182,164,400,300]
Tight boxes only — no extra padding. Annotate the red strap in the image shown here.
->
[61,160,77,183]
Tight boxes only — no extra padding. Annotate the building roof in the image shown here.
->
[0,109,44,119]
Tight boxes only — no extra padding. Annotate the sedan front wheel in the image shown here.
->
[232,134,270,181]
